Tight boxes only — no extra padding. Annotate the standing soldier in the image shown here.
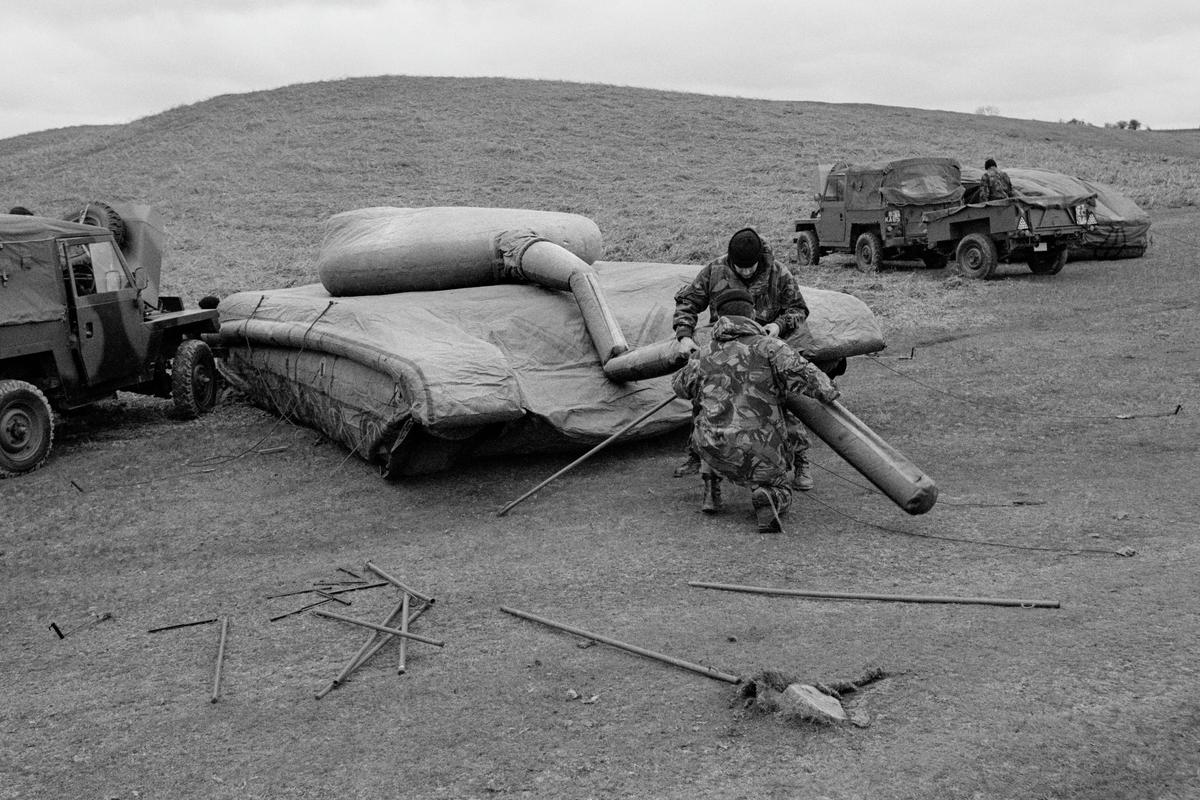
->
[672,288,840,533]
[979,158,1015,201]
[672,227,819,489]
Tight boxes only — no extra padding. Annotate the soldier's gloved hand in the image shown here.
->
[763,322,781,337]
[818,384,840,404]
[677,336,699,357]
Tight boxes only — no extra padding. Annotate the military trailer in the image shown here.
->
[793,157,965,272]
[0,203,220,477]
[922,185,1098,279]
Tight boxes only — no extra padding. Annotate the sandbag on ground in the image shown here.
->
[218,261,885,476]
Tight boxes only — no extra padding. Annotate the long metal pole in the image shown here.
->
[364,561,434,604]
[210,617,229,703]
[313,609,446,647]
[497,394,677,517]
[359,600,430,673]
[688,581,1060,608]
[315,597,408,700]
[500,606,740,684]
[397,592,410,675]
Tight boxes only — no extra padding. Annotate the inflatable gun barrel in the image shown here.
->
[785,394,937,515]
[504,237,687,382]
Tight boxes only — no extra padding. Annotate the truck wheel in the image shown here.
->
[955,233,998,279]
[1028,246,1068,275]
[0,379,54,478]
[171,339,218,419]
[854,231,884,272]
[796,231,820,266]
[65,201,127,248]
[921,250,949,270]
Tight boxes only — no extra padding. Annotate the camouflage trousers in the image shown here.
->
[699,460,792,514]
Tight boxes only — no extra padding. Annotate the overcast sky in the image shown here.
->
[2,0,1197,140]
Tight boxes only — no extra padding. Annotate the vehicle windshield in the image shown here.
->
[63,240,131,296]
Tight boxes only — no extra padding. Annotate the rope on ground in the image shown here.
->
[794,486,1136,558]
[863,354,1182,421]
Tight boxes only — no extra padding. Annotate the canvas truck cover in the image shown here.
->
[217,264,885,476]
[1,214,105,326]
[832,157,964,208]
[877,157,964,206]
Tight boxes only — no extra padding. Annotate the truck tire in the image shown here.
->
[796,230,820,266]
[0,379,54,478]
[854,231,884,272]
[955,233,998,279]
[65,201,127,248]
[1028,246,1068,275]
[171,339,218,419]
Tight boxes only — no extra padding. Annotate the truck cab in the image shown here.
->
[1,204,220,476]
[795,157,964,271]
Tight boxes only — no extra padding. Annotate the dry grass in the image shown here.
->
[1,76,1197,306]
[4,78,1200,800]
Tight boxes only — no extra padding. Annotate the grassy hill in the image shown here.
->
[2,76,1197,303]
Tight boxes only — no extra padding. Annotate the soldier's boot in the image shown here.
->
[674,449,702,478]
[752,488,784,533]
[701,475,723,514]
[792,455,814,492]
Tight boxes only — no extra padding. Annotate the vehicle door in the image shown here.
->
[815,172,848,246]
[61,237,150,385]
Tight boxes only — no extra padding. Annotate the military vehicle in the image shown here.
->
[0,202,220,477]
[793,157,1097,278]
[792,157,965,272]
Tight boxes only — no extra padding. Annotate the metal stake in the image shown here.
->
[313,609,445,647]
[364,561,434,604]
[210,617,229,703]
[397,592,411,675]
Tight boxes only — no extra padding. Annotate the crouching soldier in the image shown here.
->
[671,288,840,533]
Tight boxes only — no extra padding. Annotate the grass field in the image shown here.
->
[2,77,1199,800]
[1,76,1197,304]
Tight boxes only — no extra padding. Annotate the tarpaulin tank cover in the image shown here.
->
[219,208,888,479]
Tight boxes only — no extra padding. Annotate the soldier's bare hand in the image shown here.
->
[678,336,699,356]
[763,322,781,337]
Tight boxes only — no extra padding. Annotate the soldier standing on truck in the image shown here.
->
[672,227,819,491]
[979,158,1014,201]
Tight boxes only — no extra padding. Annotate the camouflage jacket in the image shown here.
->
[979,168,1015,201]
[672,314,838,488]
[672,246,809,341]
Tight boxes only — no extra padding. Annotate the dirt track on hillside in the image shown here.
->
[2,210,1198,799]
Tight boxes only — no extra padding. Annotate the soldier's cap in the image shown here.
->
[728,227,762,269]
[713,288,755,320]
[984,158,997,169]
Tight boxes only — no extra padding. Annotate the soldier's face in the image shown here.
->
[733,261,758,280]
